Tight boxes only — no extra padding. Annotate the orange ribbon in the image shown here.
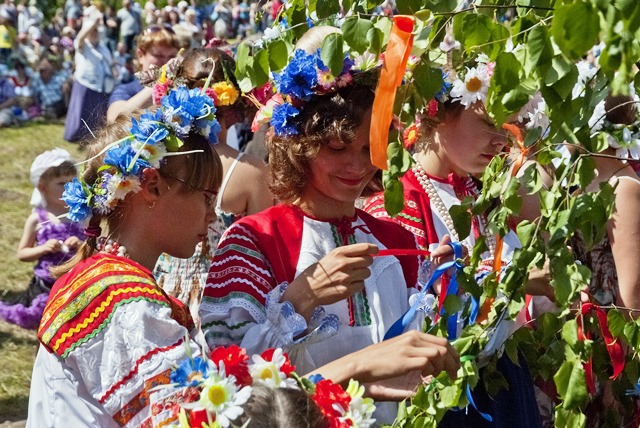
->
[477,123,529,323]
[370,15,415,170]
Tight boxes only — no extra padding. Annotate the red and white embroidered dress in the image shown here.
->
[200,205,422,375]
[27,254,199,428]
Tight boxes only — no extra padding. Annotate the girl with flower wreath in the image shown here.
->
[152,47,274,330]
[200,26,460,424]
[27,86,225,428]
[364,62,544,427]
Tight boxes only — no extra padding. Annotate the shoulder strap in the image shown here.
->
[215,152,245,210]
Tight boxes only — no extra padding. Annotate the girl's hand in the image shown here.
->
[42,239,63,254]
[283,243,378,320]
[64,236,83,250]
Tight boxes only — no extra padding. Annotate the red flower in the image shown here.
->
[205,87,221,106]
[311,379,352,427]
[189,408,212,427]
[210,345,252,387]
[403,123,420,149]
[250,82,274,106]
[427,98,439,117]
[261,348,295,376]
[152,80,172,106]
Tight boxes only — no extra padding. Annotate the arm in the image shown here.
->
[74,12,101,50]
[308,330,460,401]
[106,85,153,123]
[16,213,62,262]
[608,178,640,314]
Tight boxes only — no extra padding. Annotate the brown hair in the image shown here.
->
[415,99,466,153]
[38,161,77,184]
[136,27,180,54]
[267,84,376,202]
[604,94,637,125]
[52,110,223,277]
[232,385,327,428]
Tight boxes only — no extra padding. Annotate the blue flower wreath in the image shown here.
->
[62,85,222,223]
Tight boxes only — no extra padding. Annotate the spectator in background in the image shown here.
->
[0,16,16,65]
[117,0,141,53]
[63,7,114,142]
[8,52,36,118]
[0,64,16,126]
[64,0,81,29]
[178,8,201,48]
[143,0,158,26]
[32,57,70,119]
[103,6,119,53]
[106,25,178,122]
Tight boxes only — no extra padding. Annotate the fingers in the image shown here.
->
[336,243,379,257]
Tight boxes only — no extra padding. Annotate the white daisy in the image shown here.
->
[107,173,141,201]
[198,371,252,428]
[249,349,297,388]
[131,141,167,168]
[450,65,491,107]
[608,130,640,161]
[439,34,460,53]
[572,60,598,99]
[341,380,376,428]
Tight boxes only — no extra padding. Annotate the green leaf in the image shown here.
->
[550,1,600,60]
[383,176,405,217]
[526,25,552,75]
[321,34,345,77]
[396,0,423,15]
[516,221,536,248]
[342,17,374,54]
[555,408,587,428]
[268,40,289,72]
[251,49,270,88]
[561,319,579,347]
[366,27,383,55]
[443,294,463,315]
[449,205,471,241]
[316,0,340,19]
[607,309,626,338]
[453,13,494,51]
[413,64,445,101]
[553,358,588,409]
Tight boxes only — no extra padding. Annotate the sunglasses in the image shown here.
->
[145,24,176,35]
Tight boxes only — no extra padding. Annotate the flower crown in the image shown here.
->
[62,85,221,223]
[144,53,242,109]
[251,48,378,136]
[589,97,640,160]
[149,345,376,428]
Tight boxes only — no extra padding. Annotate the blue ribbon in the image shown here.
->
[384,242,464,341]
[465,385,493,421]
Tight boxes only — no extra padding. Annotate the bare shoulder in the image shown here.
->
[236,152,270,179]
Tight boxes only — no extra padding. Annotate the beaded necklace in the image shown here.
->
[97,237,130,258]
[412,160,496,256]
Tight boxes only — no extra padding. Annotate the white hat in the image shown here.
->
[29,148,72,207]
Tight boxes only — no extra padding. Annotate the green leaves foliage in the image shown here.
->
[551,1,601,60]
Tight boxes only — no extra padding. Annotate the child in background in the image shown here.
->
[0,148,84,329]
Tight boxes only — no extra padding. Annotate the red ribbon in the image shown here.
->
[376,249,431,257]
[576,302,625,395]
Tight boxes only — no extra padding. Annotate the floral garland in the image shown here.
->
[149,345,376,428]
[251,48,379,136]
[588,90,640,161]
[62,86,221,223]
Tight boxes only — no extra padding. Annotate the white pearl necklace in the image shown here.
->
[412,161,496,256]
[97,237,129,258]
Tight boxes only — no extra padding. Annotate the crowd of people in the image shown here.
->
[0,0,294,129]
[0,0,638,427]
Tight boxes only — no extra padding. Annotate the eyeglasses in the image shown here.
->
[161,174,217,207]
[145,24,176,35]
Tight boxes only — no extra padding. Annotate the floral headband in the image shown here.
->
[149,345,376,428]
[62,85,221,223]
[251,48,379,136]
[589,96,640,160]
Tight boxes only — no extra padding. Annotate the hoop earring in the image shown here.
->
[149,201,156,209]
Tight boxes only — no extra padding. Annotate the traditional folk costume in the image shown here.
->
[200,204,421,422]
[27,254,196,428]
[364,165,541,428]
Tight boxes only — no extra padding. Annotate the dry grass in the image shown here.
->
[0,122,83,422]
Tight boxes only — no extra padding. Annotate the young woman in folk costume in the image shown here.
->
[364,60,543,427]
[151,47,273,329]
[200,26,460,423]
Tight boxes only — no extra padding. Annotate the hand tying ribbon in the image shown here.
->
[577,302,625,395]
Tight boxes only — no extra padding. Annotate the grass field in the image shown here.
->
[0,122,83,422]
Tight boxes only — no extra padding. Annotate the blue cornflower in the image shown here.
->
[274,49,318,100]
[104,144,151,176]
[435,70,453,102]
[171,356,209,387]
[130,110,168,145]
[198,118,222,144]
[271,102,300,136]
[307,374,324,384]
[161,86,214,137]
[62,178,92,223]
